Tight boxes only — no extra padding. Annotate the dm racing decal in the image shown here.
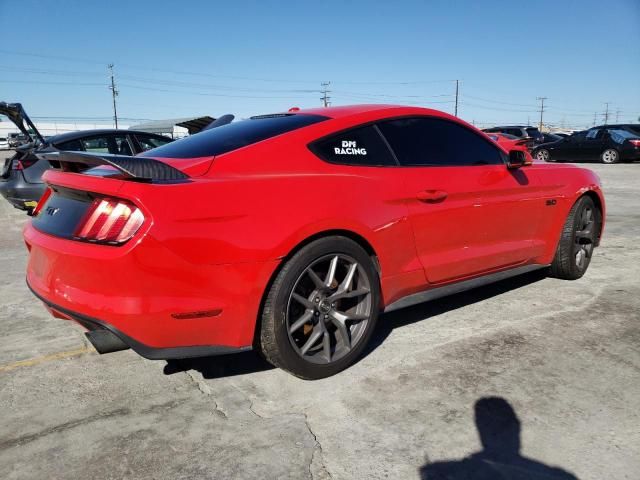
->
[335,140,367,156]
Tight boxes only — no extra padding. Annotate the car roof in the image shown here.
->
[290,104,431,120]
[47,129,169,145]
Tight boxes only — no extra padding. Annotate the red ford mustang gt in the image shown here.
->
[24,105,605,379]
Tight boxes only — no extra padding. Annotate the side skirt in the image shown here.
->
[383,264,548,313]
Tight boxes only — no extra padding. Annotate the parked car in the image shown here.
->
[485,132,533,163]
[8,132,28,147]
[541,133,563,143]
[533,127,640,163]
[482,125,544,147]
[24,105,605,379]
[0,102,173,211]
[0,136,9,150]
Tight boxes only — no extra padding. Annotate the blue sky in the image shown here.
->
[1,0,639,129]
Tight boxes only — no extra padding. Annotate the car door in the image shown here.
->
[582,129,607,161]
[377,116,542,284]
[552,132,584,161]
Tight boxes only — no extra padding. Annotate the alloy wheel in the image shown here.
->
[574,204,596,270]
[536,149,550,162]
[286,254,372,364]
[601,149,618,164]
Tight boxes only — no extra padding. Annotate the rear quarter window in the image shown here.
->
[140,114,327,159]
[309,125,397,166]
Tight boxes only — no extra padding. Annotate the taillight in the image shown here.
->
[629,139,640,147]
[14,158,38,170]
[74,197,145,245]
[32,187,52,217]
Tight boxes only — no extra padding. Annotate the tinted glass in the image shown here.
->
[81,136,111,153]
[55,139,84,151]
[525,127,541,137]
[140,114,328,159]
[505,128,524,137]
[136,134,171,152]
[586,129,600,139]
[377,117,504,167]
[310,125,396,166]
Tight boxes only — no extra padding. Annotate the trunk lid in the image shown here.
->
[0,102,46,144]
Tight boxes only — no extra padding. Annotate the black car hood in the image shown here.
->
[0,102,45,144]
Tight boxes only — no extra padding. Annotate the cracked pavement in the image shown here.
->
[1,159,639,479]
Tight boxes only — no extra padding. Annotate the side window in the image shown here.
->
[586,129,600,139]
[505,128,523,137]
[81,136,111,153]
[309,125,396,166]
[136,134,172,152]
[55,139,84,151]
[377,117,505,167]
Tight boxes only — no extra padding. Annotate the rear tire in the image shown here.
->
[536,149,553,162]
[549,196,599,280]
[600,148,619,164]
[259,236,380,379]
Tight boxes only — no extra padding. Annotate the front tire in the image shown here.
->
[600,148,619,164]
[549,196,599,280]
[259,236,380,379]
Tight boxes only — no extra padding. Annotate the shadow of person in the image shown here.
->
[420,397,579,480]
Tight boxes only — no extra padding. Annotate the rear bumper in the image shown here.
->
[28,282,251,359]
[0,173,45,210]
[24,222,280,354]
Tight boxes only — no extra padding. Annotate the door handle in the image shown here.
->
[416,189,448,203]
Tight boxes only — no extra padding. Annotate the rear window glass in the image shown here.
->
[140,114,328,159]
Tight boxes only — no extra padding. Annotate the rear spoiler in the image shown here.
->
[39,151,189,182]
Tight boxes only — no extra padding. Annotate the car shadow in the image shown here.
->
[362,269,548,359]
[164,270,548,379]
[163,350,275,379]
[419,396,579,479]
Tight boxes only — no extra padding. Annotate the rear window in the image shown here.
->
[140,113,328,159]
[525,127,541,137]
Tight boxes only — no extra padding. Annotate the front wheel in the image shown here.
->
[549,196,599,280]
[259,236,380,379]
[600,148,619,164]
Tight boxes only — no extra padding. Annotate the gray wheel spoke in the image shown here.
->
[330,317,351,350]
[300,327,323,355]
[331,310,369,323]
[292,292,315,310]
[289,310,313,334]
[322,332,331,361]
[306,268,325,289]
[329,287,370,301]
[324,255,339,287]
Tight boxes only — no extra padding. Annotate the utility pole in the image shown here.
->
[320,82,331,107]
[593,112,597,126]
[108,64,119,129]
[454,79,459,117]
[536,97,547,131]
[615,110,621,123]
[603,102,610,125]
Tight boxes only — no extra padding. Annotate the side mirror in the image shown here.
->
[507,150,526,169]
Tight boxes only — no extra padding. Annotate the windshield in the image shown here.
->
[141,113,328,159]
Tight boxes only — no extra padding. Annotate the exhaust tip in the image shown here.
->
[85,329,130,355]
